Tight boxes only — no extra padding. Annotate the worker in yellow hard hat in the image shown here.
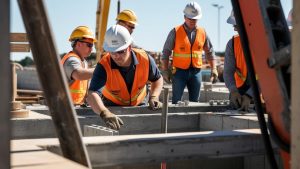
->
[87,25,163,130]
[61,26,96,106]
[116,9,138,34]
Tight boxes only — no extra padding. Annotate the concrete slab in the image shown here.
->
[41,129,270,168]
[11,139,87,169]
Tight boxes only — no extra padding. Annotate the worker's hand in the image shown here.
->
[230,91,242,109]
[100,110,124,130]
[210,68,219,84]
[238,94,252,112]
[161,70,172,84]
[148,96,162,111]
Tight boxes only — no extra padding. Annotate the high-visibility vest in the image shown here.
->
[61,51,88,105]
[100,48,149,106]
[173,25,206,69]
[233,35,248,88]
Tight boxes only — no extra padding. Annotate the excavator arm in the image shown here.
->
[95,0,111,62]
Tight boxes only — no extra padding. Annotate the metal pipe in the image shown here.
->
[117,0,120,14]
[161,87,169,133]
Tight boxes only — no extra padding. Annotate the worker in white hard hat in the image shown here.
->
[87,25,163,130]
[223,10,253,112]
[61,26,96,106]
[161,1,218,104]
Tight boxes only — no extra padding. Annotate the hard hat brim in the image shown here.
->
[103,38,133,52]
[185,14,202,20]
[227,16,236,25]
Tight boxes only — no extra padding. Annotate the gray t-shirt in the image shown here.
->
[63,56,88,84]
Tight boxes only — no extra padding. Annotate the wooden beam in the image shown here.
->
[17,0,91,168]
[10,33,28,42]
[0,0,11,168]
[10,43,30,52]
[291,1,300,169]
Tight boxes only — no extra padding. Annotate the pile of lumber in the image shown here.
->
[16,89,45,104]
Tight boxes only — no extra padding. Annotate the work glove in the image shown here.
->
[238,94,252,112]
[210,68,219,84]
[161,69,172,84]
[230,91,242,109]
[148,96,162,111]
[100,109,124,130]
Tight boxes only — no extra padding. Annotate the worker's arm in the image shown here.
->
[87,63,123,130]
[87,91,108,114]
[88,63,107,113]
[203,33,218,82]
[71,67,94,80]
[223,38,238,92]
[63,57,94,82]
[161,28,176,71]
[203,34,217,68]
[148,55,163,97]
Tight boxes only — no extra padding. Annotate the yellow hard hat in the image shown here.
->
[116,9,138,25]
[69,26,97,42]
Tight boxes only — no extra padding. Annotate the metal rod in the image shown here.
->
[161,87,169,133]
[17,0,91,167]
[0,0,11,168]
[117,0,120,14]
[12,63,17,101]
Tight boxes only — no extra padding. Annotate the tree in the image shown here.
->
[18,56,34,67]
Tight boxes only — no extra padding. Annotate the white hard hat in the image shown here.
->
[103,25,133,52]
[227,10,236,25]
[183,2,202,20]
[287,9,292,29]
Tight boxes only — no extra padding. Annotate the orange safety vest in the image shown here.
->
[100,48,149,106]
[173,25,206,69]
[61,51,88,105]
[233,35,248,88]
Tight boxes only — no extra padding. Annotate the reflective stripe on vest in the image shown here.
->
[173,25,206,69]
[61,51,88,105]
[100,48,149,106]
[233,35,248,88]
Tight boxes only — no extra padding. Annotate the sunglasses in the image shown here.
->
[79,41,93,48]
[126,24,135,30]
[111,48,127,55]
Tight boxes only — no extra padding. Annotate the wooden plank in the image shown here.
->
[0,0,11,169]
[10,33,28,42]
[292,1,300,169]
[10,43,30,52]
[11,151,87,169]
[17,0,91,168]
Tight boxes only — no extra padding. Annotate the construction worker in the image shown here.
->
[224,11,253,112]
[61,26,96,106]
[116,9,142,49]
[116,9,138,35]
[161,1,218,104]
[87,25,163,130]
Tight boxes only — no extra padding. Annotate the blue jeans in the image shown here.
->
[172,68,202,104]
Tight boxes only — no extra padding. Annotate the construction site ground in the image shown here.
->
[10,84,284,169]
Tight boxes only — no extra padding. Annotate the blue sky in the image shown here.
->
[10,0,292,61]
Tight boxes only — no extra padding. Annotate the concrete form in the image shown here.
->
[10,103,283,169]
